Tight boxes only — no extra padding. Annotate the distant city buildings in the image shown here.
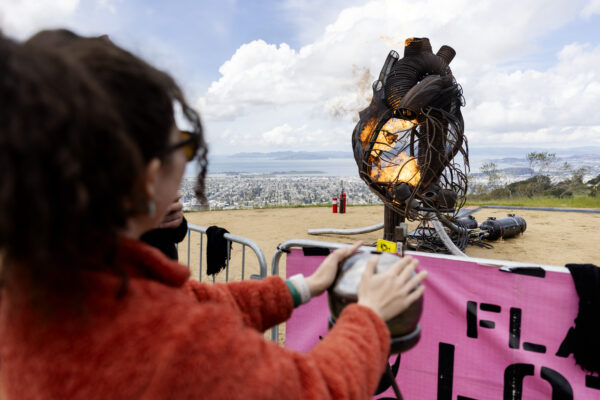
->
[180,175,382,210]
[180,154,600,211]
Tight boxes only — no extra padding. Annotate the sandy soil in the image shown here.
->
[179,205,600,283]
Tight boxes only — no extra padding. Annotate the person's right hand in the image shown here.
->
[357,255,427,321]
[305,241,363,298]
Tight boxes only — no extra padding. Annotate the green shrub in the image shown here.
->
[466,194,600,208]
[506,175,552,197]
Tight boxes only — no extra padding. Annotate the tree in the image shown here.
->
[526,152,558,177]
[557,164,590,184]
[560,161,572,177]
[526,152,536,176]
[480,162,501,190]
[571,167,590,185]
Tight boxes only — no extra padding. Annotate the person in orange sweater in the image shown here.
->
[0,31,427,400]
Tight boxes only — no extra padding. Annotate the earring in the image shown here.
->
[148,201,156,218]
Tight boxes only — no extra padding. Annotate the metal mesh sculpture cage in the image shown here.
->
[352,37,469,222]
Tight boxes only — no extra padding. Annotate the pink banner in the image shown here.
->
[285,248,600,399]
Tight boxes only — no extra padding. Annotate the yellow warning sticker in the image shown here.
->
[376,239,397,253]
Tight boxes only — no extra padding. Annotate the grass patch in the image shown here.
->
[466,195,600,209]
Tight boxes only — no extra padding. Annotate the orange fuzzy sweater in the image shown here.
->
[0,238,390,399]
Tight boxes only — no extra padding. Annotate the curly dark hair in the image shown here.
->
[25,29,208,204]
[0,34,143,282]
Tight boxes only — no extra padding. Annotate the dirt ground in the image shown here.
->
[179,205,600,283]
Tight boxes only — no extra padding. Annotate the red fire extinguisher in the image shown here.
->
[339,189,347,214]
[332,197,338,213]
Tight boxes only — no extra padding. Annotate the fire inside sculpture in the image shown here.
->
[311,37,527,255]
[352,37,468,223]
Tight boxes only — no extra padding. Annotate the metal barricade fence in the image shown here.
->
[178,223,267,283]
[270,239,376,342]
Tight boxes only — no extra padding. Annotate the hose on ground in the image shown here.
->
[308,222,384,235]
[431,218,467,257]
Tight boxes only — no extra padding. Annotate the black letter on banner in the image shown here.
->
[467,301,478,338]
[479,303,501,330]
[509,308,521,349]
[503,363,534,400]
[480,320,495,329]
[540,367,573,399]
[555,327,575,358]
[586,374,600,390]
[467,302,501,339]
[480,303,501,312]
[437,343,454,400]
[523,342,546,354]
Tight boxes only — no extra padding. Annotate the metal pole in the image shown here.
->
[384,204,404,241]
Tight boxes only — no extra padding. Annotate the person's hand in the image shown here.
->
[357,255,427,321]
[305,241,363,297]
[159,197,184,229]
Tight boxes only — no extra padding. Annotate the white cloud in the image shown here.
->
[0,0,80,38]
[199,40,316,120]
[199,0,600,153]
[2,0,598,154]
[465,43,600,136]
[258,123,345,148]
[261,124,296,146]
[203,106,355,153]
[581,0,600,18]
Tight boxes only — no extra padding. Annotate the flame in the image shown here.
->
[359,118,377,149]
[370,151,421,186]
[363,118,420,185]
[385,119,416,131]
[372,130,396,152]
[371,118,416,152]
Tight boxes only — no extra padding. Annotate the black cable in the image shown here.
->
[407,223,468,254]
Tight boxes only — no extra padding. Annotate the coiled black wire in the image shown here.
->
[407,222,493,254]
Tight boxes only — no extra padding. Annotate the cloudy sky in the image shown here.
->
[1,0,599,156]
